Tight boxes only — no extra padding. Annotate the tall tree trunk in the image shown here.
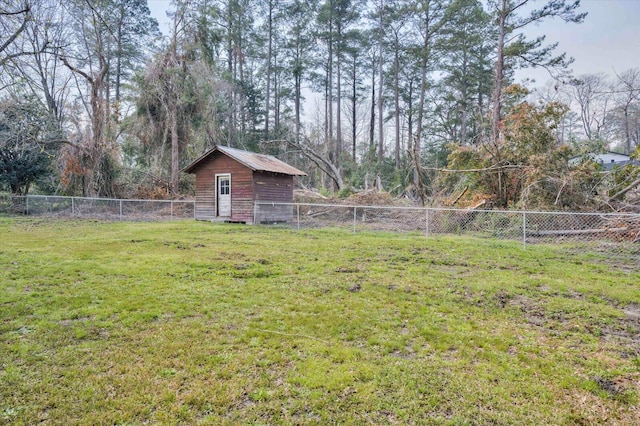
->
[491,2,506,147]
[115,6,123,104]
[274,44,280,129]
[294,56,301,143]
[265,0,273,137]
[459,52,469,145]
[370,62,376,155]
[238,22,246,136]
[327,10,334,164]
[352,55,357,162]
[394,35,400,167]
[624,106,631,154]
[407,78,413,151]
[170,99,179,193]
[170,21,180,193]
[226,4,234,145]
[324,68,329,155]
[336,23,342,161]
[377,9,384,162]
[415,41,429,187]
[491,2,507,204]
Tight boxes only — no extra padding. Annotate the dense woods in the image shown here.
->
[1,0,639,210]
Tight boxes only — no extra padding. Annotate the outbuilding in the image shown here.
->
[569,151,640,171]
[182,145,306,223]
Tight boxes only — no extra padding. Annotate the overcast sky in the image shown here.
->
[147,0,640,87]
[517,0,640,85]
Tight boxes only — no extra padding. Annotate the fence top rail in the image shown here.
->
[256,201,427,212]
[254,201,640,219]
[4,196,638,219]
[7,194,196,204]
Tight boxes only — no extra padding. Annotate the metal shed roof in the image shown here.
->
[182,145,307,176]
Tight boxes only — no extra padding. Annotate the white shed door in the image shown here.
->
[216,174,231,217]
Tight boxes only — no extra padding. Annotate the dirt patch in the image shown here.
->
[538,284,552,293]
[623,305,640,321]
[515,294,640,358]
[161,240,190,249]
[597,303,640,354]
[613,372,640,395]
[592,376,625,395]
[590,373,639,404]
[564,290,585,300]
[494,290,512,308]
[335,266,360,273]
[59,316,93,327]
[509,295,547,327]
[347,283,361,292]
[390,348,414,359]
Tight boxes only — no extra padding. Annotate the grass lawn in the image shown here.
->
[0,218,639,425]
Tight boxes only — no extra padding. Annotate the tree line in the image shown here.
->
[1,0,639,210]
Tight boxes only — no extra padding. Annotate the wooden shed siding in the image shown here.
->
[192,153,253,221]
[253,172,294,223]
[253,172,294,202]
[194,159,216,219]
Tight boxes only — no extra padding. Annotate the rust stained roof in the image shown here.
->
[183,145,307,176]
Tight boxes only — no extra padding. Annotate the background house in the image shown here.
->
[183,146,306,223]
[569,151,639,171]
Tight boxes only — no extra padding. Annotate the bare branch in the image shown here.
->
[0,3,30,59]
[263,138,344,190]
[426,163,529,173]
[0,7,30,16]
[58,55,93,83]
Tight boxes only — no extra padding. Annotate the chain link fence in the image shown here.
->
[0,194,195,221]
[256,202,640,267]
[1,195,637,266]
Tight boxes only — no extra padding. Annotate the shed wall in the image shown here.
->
[253,172,294,222]
[253,172,294,202]
[193,153,253,222]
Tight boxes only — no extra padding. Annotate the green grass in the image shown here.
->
[1,218,639,425]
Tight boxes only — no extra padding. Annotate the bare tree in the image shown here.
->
[571,73,611,142]
[0,0,32,67]
[0,0,70,128]
[58,0,115,196]
[612,68,640,154]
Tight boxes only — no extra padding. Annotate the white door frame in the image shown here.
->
[215,173,231,217]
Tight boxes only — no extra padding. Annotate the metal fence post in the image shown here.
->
[297,204,300,230]
[522,211,527,250]
[26,195,29,216]
[170,201,174,221]
[253,202,257,225]
[353,207,357,234]
[71,197,75,216]
[119,200,123,220]
[425,208,429,239]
